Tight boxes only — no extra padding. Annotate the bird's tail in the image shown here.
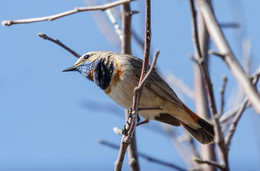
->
[181,104,215,144]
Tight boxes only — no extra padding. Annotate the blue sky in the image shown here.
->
[1,0,260,170]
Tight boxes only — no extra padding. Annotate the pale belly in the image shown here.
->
[106,77,165,120]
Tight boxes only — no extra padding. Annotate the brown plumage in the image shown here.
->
[63,51,215,144]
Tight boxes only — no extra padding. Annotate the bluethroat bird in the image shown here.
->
[63,51,214,144]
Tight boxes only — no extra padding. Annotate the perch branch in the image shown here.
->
[114,50,159,171]
[115,1,154,166]
[2,0,133,26]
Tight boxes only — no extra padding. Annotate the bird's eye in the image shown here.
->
[84,54,90,59]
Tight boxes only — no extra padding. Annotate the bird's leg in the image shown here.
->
[136,120,149,126]
[137,113,141,123]
[136,107,162,126]
[136,113,149,126]
[136,107,163,126]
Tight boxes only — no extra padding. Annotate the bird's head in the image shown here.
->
[63,51,109,79]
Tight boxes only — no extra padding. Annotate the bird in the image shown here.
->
[63,51,215,144]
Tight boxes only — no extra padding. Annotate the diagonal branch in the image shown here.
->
[195,0,260,114]
[37,33,81,58]
[225,70,260,148]
[2,0,133,26]
[194,158,225,170]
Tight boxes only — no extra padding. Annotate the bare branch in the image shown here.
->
[194,158,224,170]
[85,0,121,49]
[225,98,248,148]
[121,4,132,55]
[37,33,81,58]
[105,9,123,40]
[98,139,186,171]
[2,0,133,26]
[225,69,260,148]
[140,0,151,77]
[189,1,223,170]
[194,11,217,171]
[189,0,218,116]
[195,0,260,114]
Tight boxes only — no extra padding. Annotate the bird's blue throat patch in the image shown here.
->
[76,59,114,90]
[77,61,96,78]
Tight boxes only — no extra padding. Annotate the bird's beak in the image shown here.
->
[62,66,77,72]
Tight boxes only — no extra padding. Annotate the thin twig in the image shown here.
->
[85,0,121,49]
[137,51,159,90]
[140,0,151,77]
[225,98,248,148]
[37,33,81,58]
[98,139,186,171]
[225,70,260,148]
[105,9,123,41]
[194,158,224,170]
[2,0,133,26]
[219,76,228,116]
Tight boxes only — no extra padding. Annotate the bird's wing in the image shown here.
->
[146,71,183,107]
[128,56,183,107]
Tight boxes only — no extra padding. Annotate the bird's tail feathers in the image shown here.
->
[181,104,215,144]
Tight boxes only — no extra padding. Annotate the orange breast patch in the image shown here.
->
[105,60,123,94]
